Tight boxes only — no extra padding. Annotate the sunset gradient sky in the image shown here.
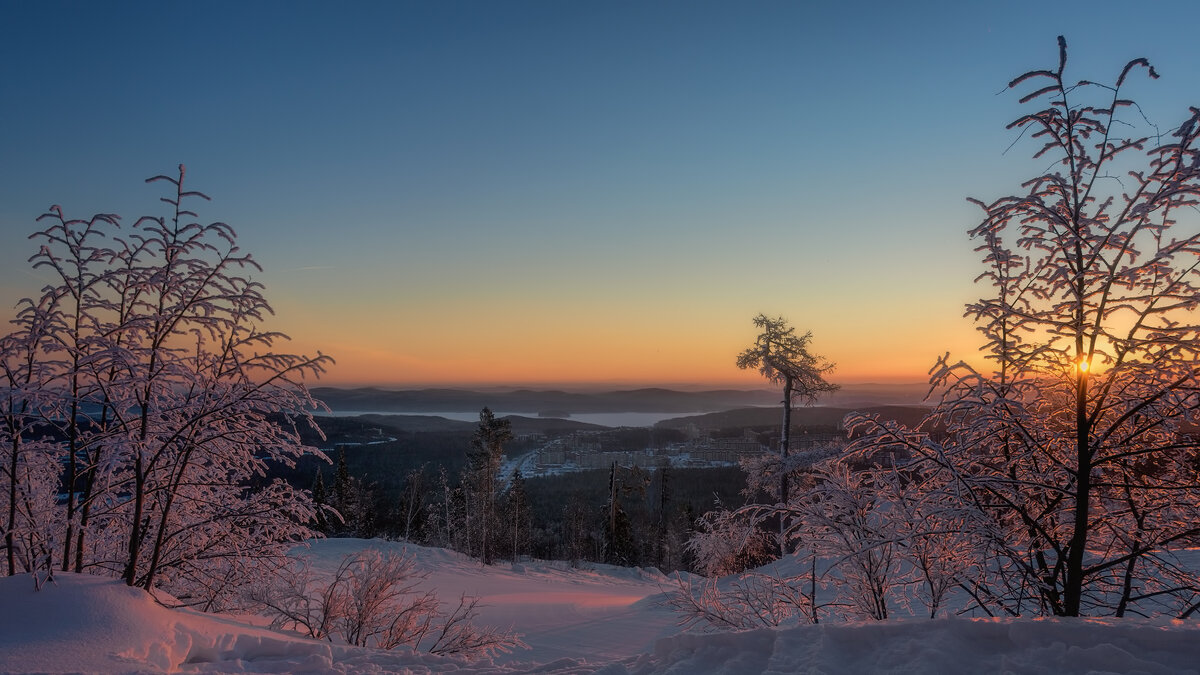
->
[3,1,1199,388]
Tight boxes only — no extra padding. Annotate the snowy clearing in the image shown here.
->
[2,539,1200,674]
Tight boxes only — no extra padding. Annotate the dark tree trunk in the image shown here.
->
[779,374,793,556]
[1063,364,1091,616]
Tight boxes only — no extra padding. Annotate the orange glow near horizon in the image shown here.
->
[0,257,985,390]
[0,288,983,390]
[273,307,981,389]
[8,3,1200,402]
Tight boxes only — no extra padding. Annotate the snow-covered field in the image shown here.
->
[3,538,1200,674]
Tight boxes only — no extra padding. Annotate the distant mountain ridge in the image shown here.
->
[311,383,930,415]
[311,387,781,414]
[654,405,931,431]
[348,413,609,434]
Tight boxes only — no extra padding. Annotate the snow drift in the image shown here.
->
[3,541,1200,674]
[0,572,493,673]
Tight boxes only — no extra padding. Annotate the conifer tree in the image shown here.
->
[466,408,512,564]
[737,314,837,553]
[333,447,353,533]
[506,469,530,562]
[312,470,329,533]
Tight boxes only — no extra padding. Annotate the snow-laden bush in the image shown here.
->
[252,549,526,658]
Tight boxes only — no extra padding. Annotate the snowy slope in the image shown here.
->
[3,540,1200,674]
[302,538,684,666]
[0,572,501,674]
[627,618,1200,675]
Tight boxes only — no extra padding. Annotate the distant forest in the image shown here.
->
[271,406,928,573]
[274,414,747,572]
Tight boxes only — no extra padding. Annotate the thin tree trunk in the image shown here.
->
[608,461,618,562]
[61,383,79,572]
[74,401,112,573]
[779,375,793,556]
[144,442,197,589]
[810,555,819,624]
[124,450,145,586]
[6,434,18,576]
[123,392,152,586]
[1063,348,1091,616]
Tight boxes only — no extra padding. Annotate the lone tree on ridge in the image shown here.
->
[737,314,837,552]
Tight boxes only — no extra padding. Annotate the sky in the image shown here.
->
[2,1,1199,389]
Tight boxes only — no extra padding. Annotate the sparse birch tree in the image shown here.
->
[1,298,59,577]
[849,37,1200,617]
[0,166,332,606]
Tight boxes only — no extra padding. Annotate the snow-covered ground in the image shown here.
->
[3,539,1200,674]
[302,537,685,668]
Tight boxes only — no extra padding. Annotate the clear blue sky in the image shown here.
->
[2,1,1198,386]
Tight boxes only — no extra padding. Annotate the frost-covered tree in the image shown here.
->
[789,463,900,621]
[0,166,331,606]
[1,297,60,578]
[849,38,1200,617]
[736,314,837,553]
[23,208,118,574]
[678,454,976,627]
[686,501,777,578]
[396,464,429,542]
[678,457,861,628]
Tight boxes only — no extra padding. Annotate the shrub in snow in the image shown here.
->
[668,571,820,630]
[252,549,526,658]
[678,455,963,628]
[686,500,777,578]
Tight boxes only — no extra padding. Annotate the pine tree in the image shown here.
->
[563,492,591,568]
[466,408,512,564]
[506,469,530,562]
[311,470,329,533]
[737,314,837,554]
[603,462,648,566]
[656,467,672,570]
[333,446,353,533]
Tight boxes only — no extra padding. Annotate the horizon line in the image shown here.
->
[309,380,931,391]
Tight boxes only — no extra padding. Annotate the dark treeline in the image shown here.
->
[521,466,750,571]
[272,415,752,573]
